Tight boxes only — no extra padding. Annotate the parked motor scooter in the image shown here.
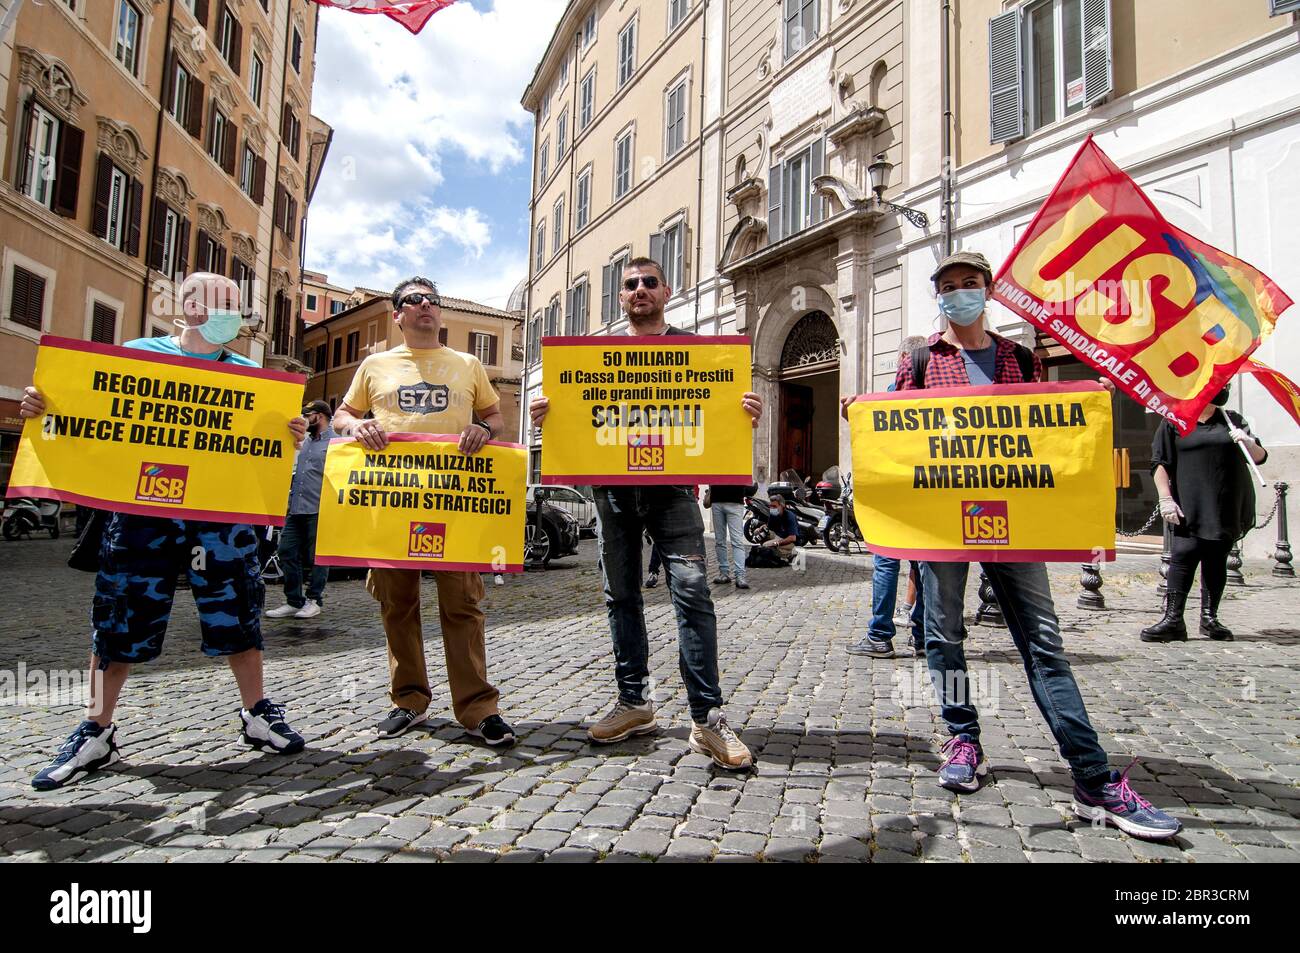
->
[819,473,864,553]
[811,466,841,507]
[2,497,61,540]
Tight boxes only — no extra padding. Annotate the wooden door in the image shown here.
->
[779,382,813,479]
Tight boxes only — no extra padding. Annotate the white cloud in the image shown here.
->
[306,0,564,304]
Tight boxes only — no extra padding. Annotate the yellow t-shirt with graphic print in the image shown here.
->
[342,344,499,436]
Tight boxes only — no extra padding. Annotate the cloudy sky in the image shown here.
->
[305,0,567,308]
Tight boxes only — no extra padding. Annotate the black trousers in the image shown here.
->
[1165,534,1234,608]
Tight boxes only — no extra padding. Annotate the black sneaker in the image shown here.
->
[239,698,305,754]
[711,574,731,585]
[32,721,121,791]
[468,714,516,747]
[377,707,429,739]
[735,578,750,590]
[847,637,894,658]
[644,572,659,588]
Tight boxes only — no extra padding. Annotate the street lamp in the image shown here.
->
[867,153,930,230]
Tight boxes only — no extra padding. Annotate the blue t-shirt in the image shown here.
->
[961,344,997,385]
[124,336,258,367]
[767,507,799,541]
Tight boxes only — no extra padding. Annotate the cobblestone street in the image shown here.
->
[1,534,1297,863]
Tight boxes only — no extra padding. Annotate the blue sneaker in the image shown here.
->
[1073,762,1182,840]
[239,699,305,754]
[938,734,987,792]
[32,720,120,791]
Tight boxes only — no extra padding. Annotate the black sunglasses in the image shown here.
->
[400,292,441,307]
[623,276,660,291]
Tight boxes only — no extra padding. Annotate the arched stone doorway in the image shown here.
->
[777,311,840,482]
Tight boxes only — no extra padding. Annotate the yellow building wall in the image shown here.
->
[955,0,1283,168]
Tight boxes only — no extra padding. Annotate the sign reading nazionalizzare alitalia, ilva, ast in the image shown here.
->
[539,336,754,485]
[848,381,1115,562]
[7,336,304,525]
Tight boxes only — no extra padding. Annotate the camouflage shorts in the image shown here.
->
[91,514,266,664]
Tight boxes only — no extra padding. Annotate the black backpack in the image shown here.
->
[911,340,1035,387]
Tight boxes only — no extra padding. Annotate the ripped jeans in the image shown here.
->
[593,485,722,723]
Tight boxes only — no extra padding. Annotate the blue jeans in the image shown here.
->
[868,556,924,644]
[711,502,748,581]
[646,538,663,576]
[594,486,722,723]
[919,560,1110,784]
[279,513,327,609]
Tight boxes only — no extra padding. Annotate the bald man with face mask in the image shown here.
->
[20,274,310,791]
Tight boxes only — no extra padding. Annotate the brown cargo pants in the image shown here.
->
[366,568,499,728]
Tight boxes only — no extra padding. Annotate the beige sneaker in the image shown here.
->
[587,698,657,744]
[689,709,753,770]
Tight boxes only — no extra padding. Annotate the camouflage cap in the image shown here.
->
[930,251,994,284]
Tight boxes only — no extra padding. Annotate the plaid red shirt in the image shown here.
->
[893,331,1043,391]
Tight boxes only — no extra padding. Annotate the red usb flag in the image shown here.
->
[993,136,1292,435]
[1242,359,1300,430]
[309,1,457,35]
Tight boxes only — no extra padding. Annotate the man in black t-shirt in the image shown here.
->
[530,257,763,770]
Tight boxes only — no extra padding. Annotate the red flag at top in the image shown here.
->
[993,136,1292,436]
[310,1,457,35]
[1241,359,1300,431]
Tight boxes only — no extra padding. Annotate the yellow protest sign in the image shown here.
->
[8,335,304,525]
[848,382,1115,562]
[540,335,754,484]
[315,434,526,572]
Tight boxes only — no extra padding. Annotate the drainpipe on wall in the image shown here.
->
[264,0,293,359]
[692,0,708,333]
[292,1,323,366]
[138,0,178,337]
[940,0,954,257]
[520,104,539,445]
[563,27,578,326]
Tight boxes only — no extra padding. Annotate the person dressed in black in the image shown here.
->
[1142,383,1267,643]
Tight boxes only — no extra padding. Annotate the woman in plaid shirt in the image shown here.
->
[855,251,1181,841]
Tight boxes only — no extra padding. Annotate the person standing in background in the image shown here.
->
[267,400,335,620]
[1142,384,1266,643]
[708,480,757,590]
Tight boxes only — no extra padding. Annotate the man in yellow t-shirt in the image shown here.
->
[334,277,514,746]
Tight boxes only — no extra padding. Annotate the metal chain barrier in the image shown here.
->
[1115,495,1280,541]
[1116,504,1162,538]
[1254,493,1281,531]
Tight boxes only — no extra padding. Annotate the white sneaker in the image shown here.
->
[32,721,121,790]
[294,600,322,619]
[265,603,299,619]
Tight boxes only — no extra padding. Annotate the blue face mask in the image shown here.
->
[176,309,242,346]
[937,289,987,326]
